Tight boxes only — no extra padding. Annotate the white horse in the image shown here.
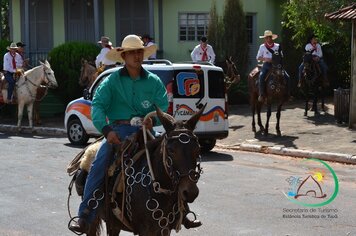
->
[1,60,58,131]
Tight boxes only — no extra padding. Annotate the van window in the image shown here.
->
[208,70,225,98]
[173,70,204,98]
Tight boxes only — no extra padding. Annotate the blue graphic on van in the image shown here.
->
[176,72,200,96]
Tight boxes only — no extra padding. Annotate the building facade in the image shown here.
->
[10,0,284,68]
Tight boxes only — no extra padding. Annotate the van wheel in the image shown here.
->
[67,118,90,145]
[199,139,216,153]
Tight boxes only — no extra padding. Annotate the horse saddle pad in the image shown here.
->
[0,76,8,90]
[249,66,261,78]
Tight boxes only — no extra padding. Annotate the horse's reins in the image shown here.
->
[141,112,200,233]
[16,67,52,101]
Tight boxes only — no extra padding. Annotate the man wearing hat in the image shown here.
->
[256,30,287,102]
[298,34,328,87]
[142,34,157,59]
[95,36,116,70]
[16,42,30,70]
[3,42,23,103]
[69,34,168,234]
[191,36,216,64]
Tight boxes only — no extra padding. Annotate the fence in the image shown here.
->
[28,51,50,66]
[334,88,350,124]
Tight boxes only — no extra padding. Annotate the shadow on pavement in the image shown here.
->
[254,133,299,149]
[202,151,233,162]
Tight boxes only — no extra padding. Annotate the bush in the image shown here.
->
[48,41,100,104]
[0,39,12,70]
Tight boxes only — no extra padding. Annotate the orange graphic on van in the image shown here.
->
[175,104,225,121]
[66,100,92,121]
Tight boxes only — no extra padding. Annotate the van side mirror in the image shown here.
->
[83,88,90,100]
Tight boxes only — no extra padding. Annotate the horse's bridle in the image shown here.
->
[153,130,202,194]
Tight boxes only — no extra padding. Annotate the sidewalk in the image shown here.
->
[0,99,355,164]
[217,99,356,164]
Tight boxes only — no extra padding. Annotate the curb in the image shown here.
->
[0,124,66,137]
[2,124,355,165]
[216,143,356,165]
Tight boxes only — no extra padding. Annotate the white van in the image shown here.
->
[65,60,229,151]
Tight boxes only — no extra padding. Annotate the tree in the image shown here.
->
[207,0,224,62]
[222,0,248,76]
[282,0,354,90]
[208,0,249,104]
[0,0,9,40]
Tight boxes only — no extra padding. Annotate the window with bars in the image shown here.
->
[246,15,253,44]
[179,13,209,41]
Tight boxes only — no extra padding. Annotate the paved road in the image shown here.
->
[1,134,355,236]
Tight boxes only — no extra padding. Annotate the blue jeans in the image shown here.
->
[78,124,140,223]
[258,62,272,96]
[4,72,15,100]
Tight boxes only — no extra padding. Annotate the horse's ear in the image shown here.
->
[185,103,206,131]
[155,105,175,133]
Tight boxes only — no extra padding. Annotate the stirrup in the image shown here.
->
[68,217,86,235]
[183,211,202,229]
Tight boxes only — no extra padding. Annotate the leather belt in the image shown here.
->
[113,120,130,125]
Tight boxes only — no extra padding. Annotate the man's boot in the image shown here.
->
[69,218,88,234]
[183,216,202,229]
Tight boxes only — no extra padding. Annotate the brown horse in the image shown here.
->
[248,46,289,136]
[79,59,99,88]
[298,51,325,116]
[225,57,241,91]
[73,106,204,236]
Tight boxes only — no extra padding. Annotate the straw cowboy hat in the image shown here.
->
[97,36,112,46]
[106,34,157,63]
[259,30,278,40]
[6,42,18,50]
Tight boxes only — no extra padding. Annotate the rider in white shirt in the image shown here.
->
[191,36,215,65]
[256,30,290,102]
[95,36,116,70]
[3,42,23,103]
[298,34,328,87]
[142,34,157,59]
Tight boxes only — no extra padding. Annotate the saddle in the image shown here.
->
[0,74,18,102]
[67,130,157,230]
[249,65,262,78]
[249,65,273,82]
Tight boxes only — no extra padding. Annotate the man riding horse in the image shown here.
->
[3,42,23,104]
[256,30,290,102]
[69,34,201,234]
[298,34,328,88]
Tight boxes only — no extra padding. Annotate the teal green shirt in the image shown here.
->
[91,67,168,134]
